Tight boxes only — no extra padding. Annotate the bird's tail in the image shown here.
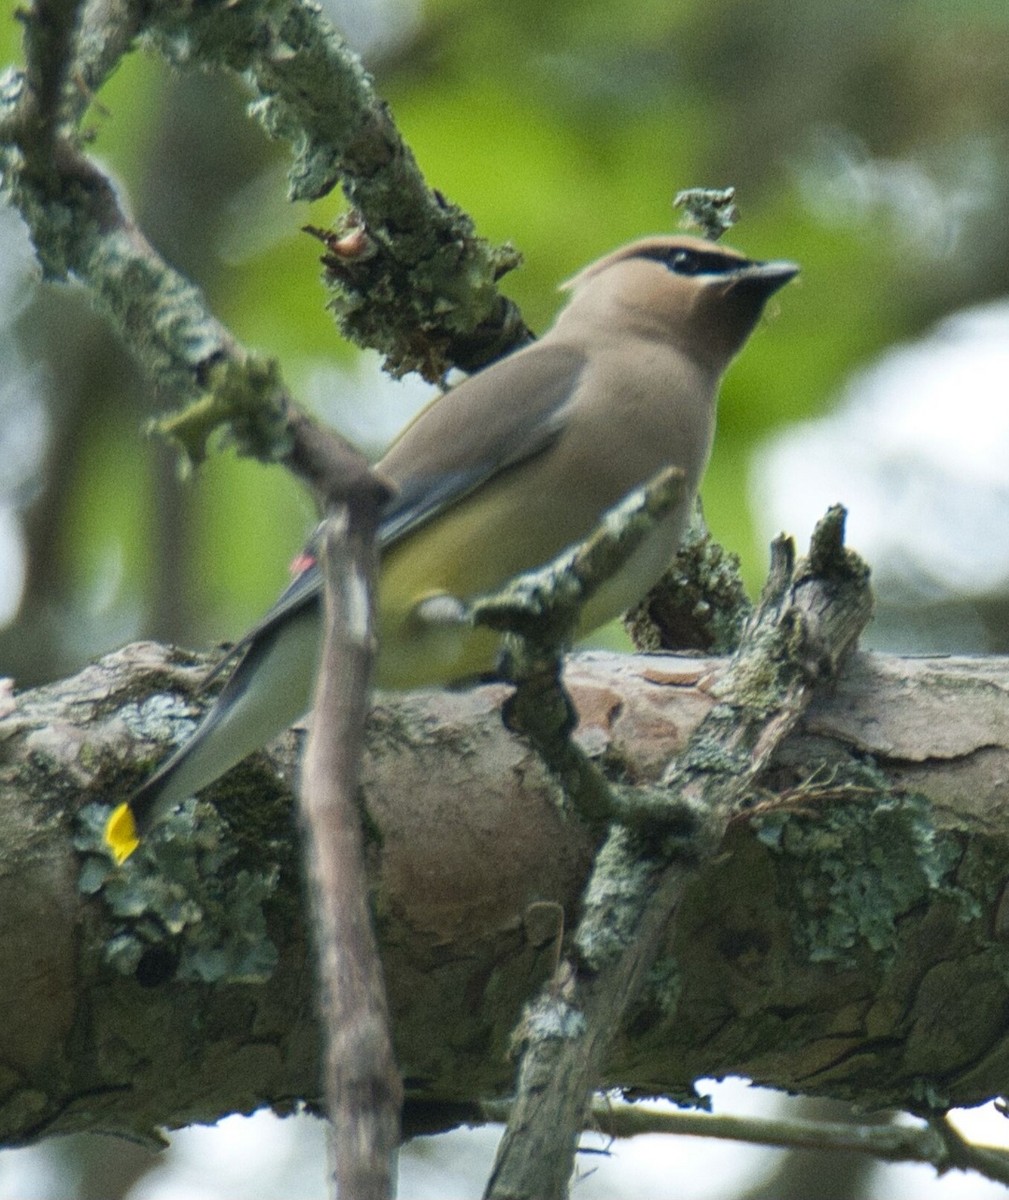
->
[104,605,321,863]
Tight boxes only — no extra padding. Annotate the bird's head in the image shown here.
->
[559,235,799,369]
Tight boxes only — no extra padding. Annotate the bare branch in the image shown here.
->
[302,509,400,1200]
[482,1096,1009,1190]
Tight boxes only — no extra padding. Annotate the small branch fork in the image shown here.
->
[481,506,875,1200]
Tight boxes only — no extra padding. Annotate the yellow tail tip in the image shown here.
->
[105,803,140,865]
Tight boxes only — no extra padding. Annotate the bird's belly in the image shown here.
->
[573,506,689,638]
[374,504,689,689]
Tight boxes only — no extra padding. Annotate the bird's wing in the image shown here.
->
[205,342,586,674]
[200,538,327,687]
[377,342,586,545]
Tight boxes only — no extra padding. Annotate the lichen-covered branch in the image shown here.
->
[1,0,530,401]
[624,500,753,656]
[485,509,874,1200]
[141,0,532,377]
[3,644,1009,1153]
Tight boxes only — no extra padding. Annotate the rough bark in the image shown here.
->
[484,515,874,1200]
[1,644,1008,1146]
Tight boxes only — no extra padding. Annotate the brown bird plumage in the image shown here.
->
[106,234,797,860]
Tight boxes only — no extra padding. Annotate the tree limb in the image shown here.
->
[302,506,399,1200]
[4,637,1008,1152]
[485,509,874,1199]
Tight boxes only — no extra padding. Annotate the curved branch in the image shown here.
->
[2,0,530,390]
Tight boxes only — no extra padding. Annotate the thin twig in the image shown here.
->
[17,0,84,146]
[936,1114,1009,1188]
[482,1096,1009,1184]
[301,502,401,1200]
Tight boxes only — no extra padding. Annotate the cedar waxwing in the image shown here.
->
[105,235,797,863]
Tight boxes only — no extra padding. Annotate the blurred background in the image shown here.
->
[3,0,1009,1195]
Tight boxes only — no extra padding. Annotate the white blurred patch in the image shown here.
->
[752,300,1009,602]
[0,356,50,625]
[0,509,27,625]
[303,349,439,460]
[0,205,40,322]
[130,1110,328,1200]
[318,0,422,57]
[796,127,994,260]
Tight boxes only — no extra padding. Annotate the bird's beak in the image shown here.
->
[730,259,800,299]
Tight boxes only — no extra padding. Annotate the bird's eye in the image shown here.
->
[639,244,743,276]
[671,250,700,275]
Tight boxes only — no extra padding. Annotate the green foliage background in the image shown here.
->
[3,0,1009,685]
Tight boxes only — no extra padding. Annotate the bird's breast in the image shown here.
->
[374,345,717,688]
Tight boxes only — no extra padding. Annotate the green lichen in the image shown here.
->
[624,503,752,656]
[645,955,683,1018]
[677,732,749,780]
[576,827,658,969]
[153,354,292,469]
[727,634,799,716]
[117,693,201,744]
[76,800,280,985]
[521,1000,587,1044]
[753,771,961,967]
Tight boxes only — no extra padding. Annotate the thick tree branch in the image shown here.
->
[3,645,1008,1152]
